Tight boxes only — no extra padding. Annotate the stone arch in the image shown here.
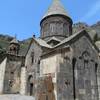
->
[27,75,34,96]
[72,58,76,99]
[95,63,99,98]
[31,51,34,64]
[95,63,98,73]
[81,51,90,69]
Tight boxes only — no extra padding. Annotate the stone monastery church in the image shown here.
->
[0,0,100,100]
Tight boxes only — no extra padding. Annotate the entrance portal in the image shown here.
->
[27,75,33,96]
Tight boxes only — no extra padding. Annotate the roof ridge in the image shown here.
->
[47,36,61,42]
[34,38,52,48]
[10,38,19,44]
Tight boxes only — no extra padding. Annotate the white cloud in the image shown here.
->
[80,0,100,21]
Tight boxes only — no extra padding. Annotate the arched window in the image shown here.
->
[72,58,76,99]
[50,22,56,34]
[43,23,48,36]
[95,63,98,97]
[55,22,63,35]
[27,75,33,96]
[95,63,98,73]
[37,60,40,74]
[82,51,90,69]
[63,23,69,36]
[31,51,34,64]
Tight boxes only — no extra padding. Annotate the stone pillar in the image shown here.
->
[97,65,100,100]
[20,67,27,95]
[53,73,57,100]
[0,58,7,94]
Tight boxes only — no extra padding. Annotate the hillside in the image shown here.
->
[91,21,100,37]
[0,34,31,56]
[73,22,100,41]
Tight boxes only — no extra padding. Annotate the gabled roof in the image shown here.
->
[47,36,61,43]
[41,45,70,58]
[54,30,85,47]
[35,38,52,48]
[10,38,19,44]
[42,0,70,20]
[54,30,99,52]
[25,37,52,56]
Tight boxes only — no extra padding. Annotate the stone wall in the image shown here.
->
[36,76,56,100]
[4,59,22,94]
[0,58,7,94]
[40,54,59,100]
[20,67,27,95]
[40,54,58,76]
[40,15,72,41]
[40,47,73,100]
[25,41,42,96]
[56,48,73,100]
[71,35,99,100]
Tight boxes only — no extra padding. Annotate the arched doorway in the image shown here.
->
[72,58,76,100]
[27,75,34,96]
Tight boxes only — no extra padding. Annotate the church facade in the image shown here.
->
[0,0,100,100]
[25,0,100,100]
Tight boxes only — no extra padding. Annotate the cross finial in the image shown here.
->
[14,33,17,39]
[54,0,60,1]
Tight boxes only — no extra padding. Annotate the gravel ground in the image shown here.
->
[0,94,35,100]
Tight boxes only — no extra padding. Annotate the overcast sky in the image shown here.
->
[0,0,100,40]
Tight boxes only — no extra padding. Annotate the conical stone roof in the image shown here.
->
[42,0,70,19]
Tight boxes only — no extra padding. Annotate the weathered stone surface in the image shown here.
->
[36,76,56,100]
[20,67,27,95]
[0,58,7,94]
[40,54,58,75]
[4,60,22,94]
